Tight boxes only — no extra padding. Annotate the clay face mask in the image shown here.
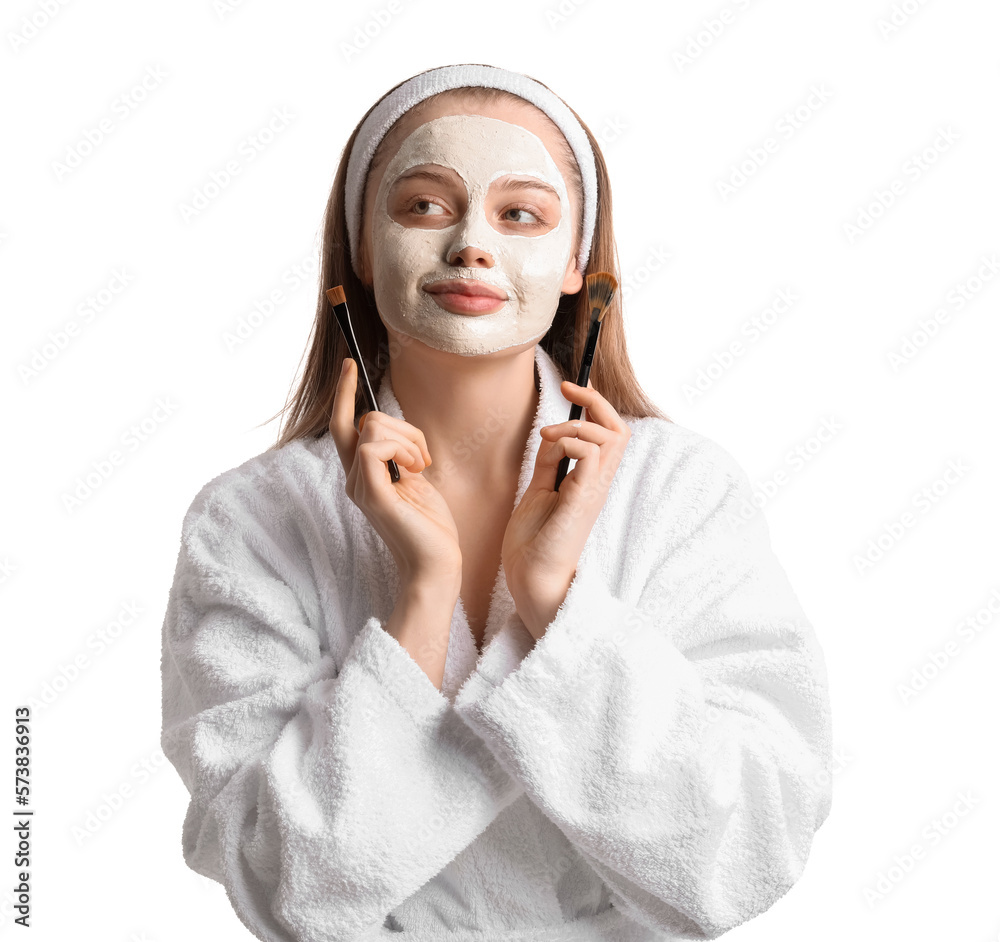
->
[369,113,577,357]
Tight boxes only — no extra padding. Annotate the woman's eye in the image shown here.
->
[502,206,541,225]
[411,199,446,216]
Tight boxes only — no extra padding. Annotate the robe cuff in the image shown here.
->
[349,616,449,729]
[453,563,648,720]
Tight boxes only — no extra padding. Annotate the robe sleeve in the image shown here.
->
[451,436,833,939]
[160,484,522,942]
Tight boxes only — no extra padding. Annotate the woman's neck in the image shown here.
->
[386,341,540,492]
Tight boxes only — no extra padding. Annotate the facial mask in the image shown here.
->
[369,114,577,357]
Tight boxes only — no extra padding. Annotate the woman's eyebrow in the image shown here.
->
[491,177,560,199]
[392,168,560,200]
[394,168,459,186]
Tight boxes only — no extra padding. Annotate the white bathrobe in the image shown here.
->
[160,343,832,942]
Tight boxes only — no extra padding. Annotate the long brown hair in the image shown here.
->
[265,66,670,450]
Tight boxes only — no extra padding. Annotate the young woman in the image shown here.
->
[161,63,832,942]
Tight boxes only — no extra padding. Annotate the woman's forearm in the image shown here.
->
[384,574,461,691]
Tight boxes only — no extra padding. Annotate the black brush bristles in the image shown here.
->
[586,272,618,322]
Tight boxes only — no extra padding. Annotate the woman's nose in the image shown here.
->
[447,244,494,268]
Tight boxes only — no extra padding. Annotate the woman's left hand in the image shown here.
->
[502,378,631,641]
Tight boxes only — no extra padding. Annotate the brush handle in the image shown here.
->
[329,295,400,483]
[553,402,583,491]
[553,317,602,492]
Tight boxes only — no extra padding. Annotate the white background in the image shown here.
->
[3,0,999,939]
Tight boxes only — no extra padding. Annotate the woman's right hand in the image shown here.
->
[329,357,462,588]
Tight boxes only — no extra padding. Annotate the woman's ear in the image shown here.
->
[561,257,584,295]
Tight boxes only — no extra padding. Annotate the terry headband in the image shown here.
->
[344,63,598,280]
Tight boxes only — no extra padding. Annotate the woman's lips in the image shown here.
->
[423,280,508,315]
[428,292,506,314]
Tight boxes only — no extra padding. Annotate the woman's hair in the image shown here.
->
[265,66,671,450]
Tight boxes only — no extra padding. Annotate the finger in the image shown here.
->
[359,410,432,466]
[526,434,601,495]
[357,438,423,496]
[539,419,613,447]
[330,358,359,475]
[547,436,601,487]
[358,411,426,470]
[539,420,623,486]
[560,380,630,434]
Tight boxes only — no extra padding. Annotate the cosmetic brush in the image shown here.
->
[325,285,400,483]
[553,272,618,492]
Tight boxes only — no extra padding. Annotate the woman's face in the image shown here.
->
[359,94,584,358]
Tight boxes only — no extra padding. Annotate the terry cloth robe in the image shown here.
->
[160,343,832,942]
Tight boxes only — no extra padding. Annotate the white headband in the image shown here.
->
[344,63,598,281]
